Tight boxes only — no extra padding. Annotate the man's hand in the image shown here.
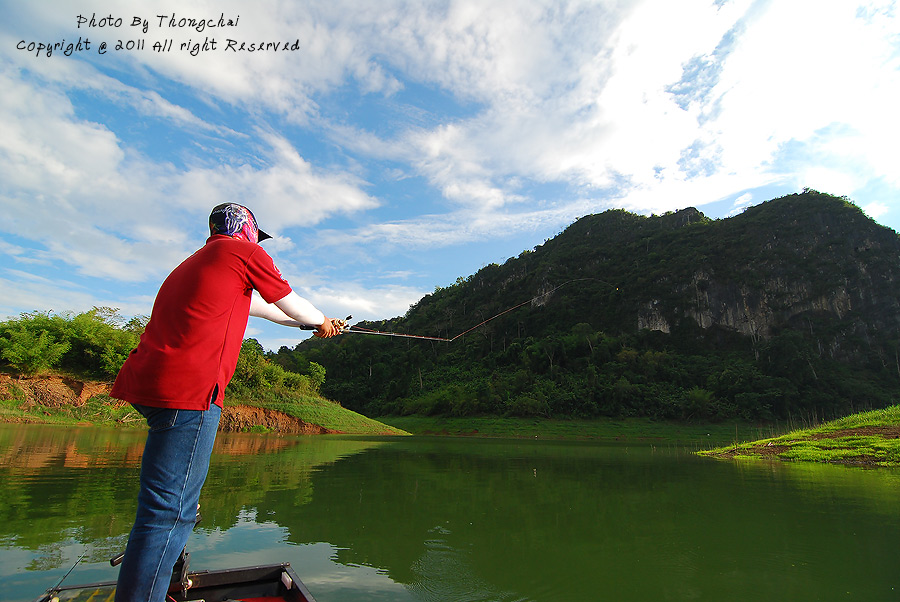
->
[314,317,340,338]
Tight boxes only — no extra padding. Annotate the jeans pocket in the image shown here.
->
[133,404,179,432]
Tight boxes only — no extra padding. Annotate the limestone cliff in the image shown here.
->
[627,192,900,362]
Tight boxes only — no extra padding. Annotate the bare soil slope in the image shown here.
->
[0,374,338,434]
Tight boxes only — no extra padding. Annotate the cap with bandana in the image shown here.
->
[209,203,271,243]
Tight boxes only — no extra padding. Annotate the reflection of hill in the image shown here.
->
[213,433,382,460]
[0,425,146,470]
[0,425,147,556]
[213,432,300,456]
[257,439,618,592]
[0,425,385,567]
[7,427,900,599]
[201,435,381,528]
[200,437,389,531]
[259,439,900,599]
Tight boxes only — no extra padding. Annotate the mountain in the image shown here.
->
[282,190,900,422]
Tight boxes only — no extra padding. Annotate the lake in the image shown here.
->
[1,423,899,601]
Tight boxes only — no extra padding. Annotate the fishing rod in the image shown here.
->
[302,277,618,342]
[51,549,88,592]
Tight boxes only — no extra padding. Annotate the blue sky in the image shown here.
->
[2,0,898,351]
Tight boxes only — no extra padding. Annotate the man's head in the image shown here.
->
[209,203,271,243]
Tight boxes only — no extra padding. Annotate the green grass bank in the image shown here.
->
[697,405,900,467]
[0,373,408,436]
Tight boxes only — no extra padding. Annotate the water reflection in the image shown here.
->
[2,425,900,602]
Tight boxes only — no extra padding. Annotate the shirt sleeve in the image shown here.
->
[245,246,293,303]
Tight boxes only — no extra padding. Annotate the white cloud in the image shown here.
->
[695,1,900,189]
[314,198,595,253]
[0,63,380,285]
[308,283,427,322]
[0,270,154,320]
[862,201,890,221]
[176,129,380,232]
[18,0,887,230]
[0,65,195,280]
[723,192,755,217]
[795,167,858,200]
[1,0,898,327]
[732,193,753,208]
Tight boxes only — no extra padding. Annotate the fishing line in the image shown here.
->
[337,277,618,342]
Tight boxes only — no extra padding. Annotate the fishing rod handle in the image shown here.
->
[299,315,352,332]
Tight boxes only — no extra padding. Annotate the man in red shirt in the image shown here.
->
[112,203,339,602]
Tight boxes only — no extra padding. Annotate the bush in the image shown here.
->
[0,313,329,410]
[0,316,70,375]
[61,308,142,377]
[228,338,326,398]
[0,308,143,378]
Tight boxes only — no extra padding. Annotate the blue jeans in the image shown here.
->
[115,402,221,602]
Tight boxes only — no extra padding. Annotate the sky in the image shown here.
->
[1,0,898,351]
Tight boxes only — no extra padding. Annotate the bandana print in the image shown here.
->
[209,203,260,243]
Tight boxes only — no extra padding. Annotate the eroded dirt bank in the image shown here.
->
[0,373,110,408]
[218,404,339,434]
[0,374,338,434]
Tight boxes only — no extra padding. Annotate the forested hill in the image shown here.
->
[282,190,900,422]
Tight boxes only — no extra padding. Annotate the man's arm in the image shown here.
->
[249,292,338,337]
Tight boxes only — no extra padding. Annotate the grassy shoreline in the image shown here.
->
[4,371,899,466]
[697,405,900,467]
[0,386,767,445]
[0,389,409,436]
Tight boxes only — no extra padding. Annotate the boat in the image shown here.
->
[35,509,317,602]
[35,554,317,602]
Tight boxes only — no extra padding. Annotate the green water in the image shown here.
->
[1,424,899,601]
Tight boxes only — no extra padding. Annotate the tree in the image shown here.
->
[0,320,70,375]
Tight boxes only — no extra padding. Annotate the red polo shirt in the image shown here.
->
[110,235,292,410]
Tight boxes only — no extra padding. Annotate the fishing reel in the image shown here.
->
[333,315,352,333]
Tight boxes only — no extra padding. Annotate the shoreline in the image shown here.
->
[4,372,899,467]
[697,407,900,467]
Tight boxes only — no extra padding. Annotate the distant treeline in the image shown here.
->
[283,319,896,422]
